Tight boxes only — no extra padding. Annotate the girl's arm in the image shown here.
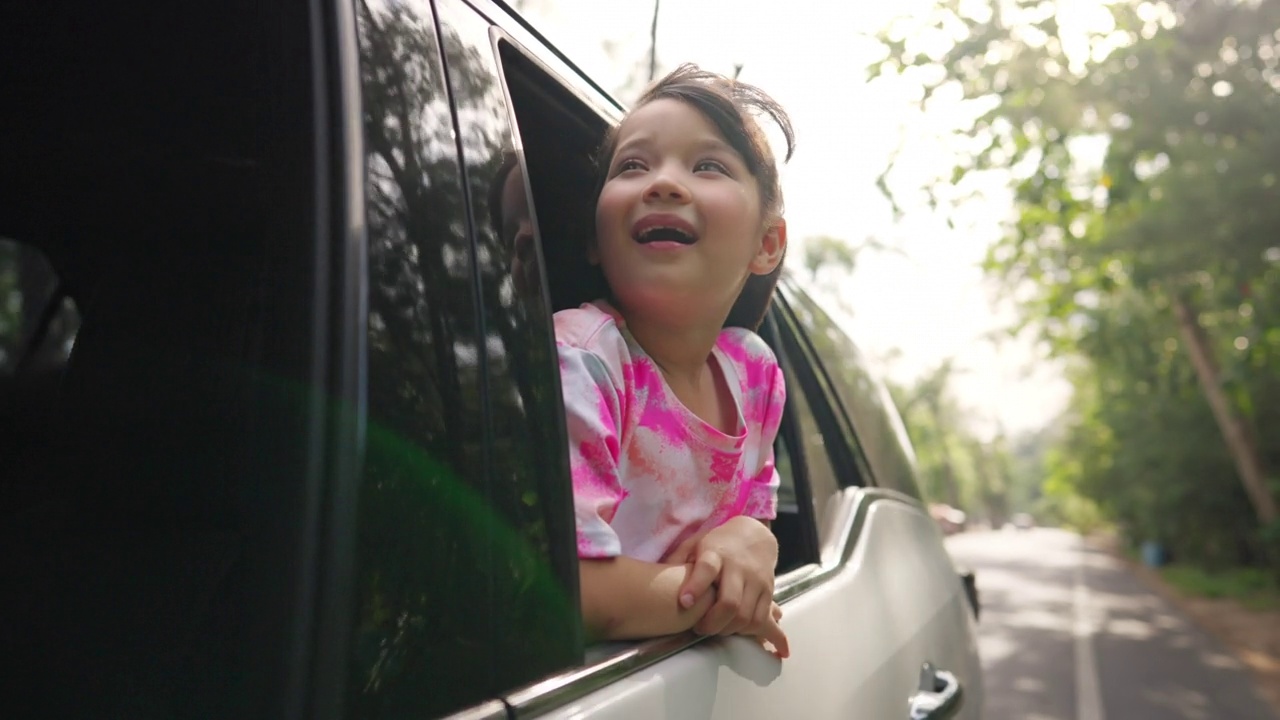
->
[579,557,716,641]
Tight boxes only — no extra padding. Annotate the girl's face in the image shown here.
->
[499,166,538,297]
[594,98,784,324]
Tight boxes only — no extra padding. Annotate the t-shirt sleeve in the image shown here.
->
[558,344,626,558]
[743,358,785,521]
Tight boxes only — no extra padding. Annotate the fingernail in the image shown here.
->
[680,593,694,608]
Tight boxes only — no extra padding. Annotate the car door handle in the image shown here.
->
[908,662,964,720]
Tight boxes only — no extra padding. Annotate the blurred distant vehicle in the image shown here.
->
[1011,513,1036,531]
[931,503,969,535]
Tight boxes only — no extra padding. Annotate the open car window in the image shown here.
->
[493,22,831,640]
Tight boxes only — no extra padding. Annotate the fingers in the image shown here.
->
[697,573,775,638]
[695,570,742,635]
[720,580,761,636]
[662,532,701,565]
[753,593,775,630]
[679,550,722,609]
[759,616,791,659]
[734,568,773,636]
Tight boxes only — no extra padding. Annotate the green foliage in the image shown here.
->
[803,235,861,279]
[1160,564,1280,611]
[873,0,1280,569]
[888,358,1019,524]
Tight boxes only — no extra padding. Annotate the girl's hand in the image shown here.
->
[664,516,779,638]
[744,602,790,659]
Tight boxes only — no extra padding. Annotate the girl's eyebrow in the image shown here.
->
[613,134,739,158]
[612,134,654,156]
[688,136,737,155]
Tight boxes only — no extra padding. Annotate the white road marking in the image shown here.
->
[1074,536,1106,720]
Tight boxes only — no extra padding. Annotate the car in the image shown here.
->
[1011,513,1036,531]
[930,503,969,536]
[0,0,983,718]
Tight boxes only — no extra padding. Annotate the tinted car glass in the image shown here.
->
[440,0,581,676]
[0,240,79,539]
[349,1,577,717]
[3,0,326,715]
[761,315,822,571]
[776,336,845,548]
[0,241,79,375]
[495,39,614,315]
[436,0,581,662]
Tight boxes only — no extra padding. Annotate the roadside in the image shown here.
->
[1090,532,1280,718]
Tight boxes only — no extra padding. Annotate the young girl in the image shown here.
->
[556,64,794,657]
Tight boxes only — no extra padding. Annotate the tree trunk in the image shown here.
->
[1172,295,1277,525]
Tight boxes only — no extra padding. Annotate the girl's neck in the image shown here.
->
[618,306,722,386]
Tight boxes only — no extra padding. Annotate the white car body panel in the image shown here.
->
[538,493,983,719]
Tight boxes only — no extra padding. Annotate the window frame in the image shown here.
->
[308,0,368,716]
[341,0,567,715]
[437,0,585,688]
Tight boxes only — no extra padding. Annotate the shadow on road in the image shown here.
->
[947,529,1278,720]
[1083,543,1274,720]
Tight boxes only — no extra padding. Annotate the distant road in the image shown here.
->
[945,527,1276,720]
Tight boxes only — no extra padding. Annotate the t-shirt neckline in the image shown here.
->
[597,301,747,451]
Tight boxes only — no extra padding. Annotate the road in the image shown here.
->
[945,527,1276,720]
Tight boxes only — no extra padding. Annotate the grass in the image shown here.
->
[1160,565,1280,612]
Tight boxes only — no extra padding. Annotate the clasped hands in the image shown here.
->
[662,516,790,658]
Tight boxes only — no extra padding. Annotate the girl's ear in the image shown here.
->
[749,218,787,276]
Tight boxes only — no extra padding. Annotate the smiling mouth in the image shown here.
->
[633,226,697,245]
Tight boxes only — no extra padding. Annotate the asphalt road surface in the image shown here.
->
[945,527,1276,720]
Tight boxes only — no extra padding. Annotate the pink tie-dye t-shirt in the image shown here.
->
[556,301,785,563]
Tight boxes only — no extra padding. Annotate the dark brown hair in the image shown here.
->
[596,63,796,330]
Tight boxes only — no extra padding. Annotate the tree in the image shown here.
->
[896,359,966,509]
[870,0,1280,566]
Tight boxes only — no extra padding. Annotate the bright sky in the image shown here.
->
[516,0,1073,439]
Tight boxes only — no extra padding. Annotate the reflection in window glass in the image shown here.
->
[787,368,843,545]
[350,2,579,717]
[774,436,797,510]
[0,240,80,376]
[436,0,579,687]
[350,2,496,717]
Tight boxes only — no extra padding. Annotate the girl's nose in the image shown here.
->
[643,170,690,203]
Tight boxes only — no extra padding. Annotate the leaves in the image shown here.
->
[873,0,1280,568]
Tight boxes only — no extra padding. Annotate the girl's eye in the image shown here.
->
[694,159,729,175]
[615,158,646,173]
